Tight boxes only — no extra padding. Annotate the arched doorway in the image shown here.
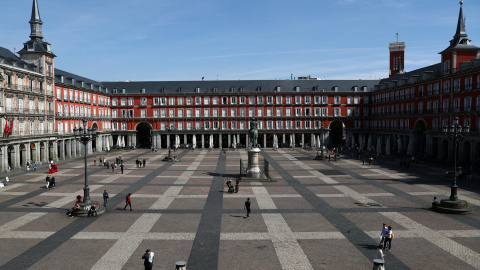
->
[91,122,99,151]
[329,121,345,147]
[414,119,427,154]
[136,122,152,148]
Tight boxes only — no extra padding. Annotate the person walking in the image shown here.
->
[33,162,37,171]
[383,226,393,251]
[124,193,132,211]
[120,163,124,174]
[94,157,97,166]
[136,158,140,168]
[235,179,239,193]
[111,162,115,173]
[142,249,154,270]
[103,190,109,207]
[244,198,251,218]
[143,159,146,168]
[50,177,56,189]
[380,223,388,245]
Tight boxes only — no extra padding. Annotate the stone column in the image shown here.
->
[283,133,286,145]
[13,144,20,169]
[1,146,8,172]
[246,134,249,148]
[263,134,266,148]
[132,134,137,147]
[96,135,102,153]
[228,134,231,148]
[24,143,31,165]
[59,140,66,160]
[219,134,222,149]
[201,134,205,149]
[184,134,187,146]
[301,133,305,148]
[66,140,72,159]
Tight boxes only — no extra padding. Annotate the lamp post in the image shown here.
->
[437,116,472,213]
[163,125,174,161]
[73,119,96,203]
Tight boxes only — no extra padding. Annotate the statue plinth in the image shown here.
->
[246,148,261,178]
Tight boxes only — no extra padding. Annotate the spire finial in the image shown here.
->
[460,1,463,5]
[29,0,43,40]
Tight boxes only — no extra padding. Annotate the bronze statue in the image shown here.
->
[249,119,258,148]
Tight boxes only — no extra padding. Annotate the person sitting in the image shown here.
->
[68,203,81,217]
[88,204,98,217]
[432,196,440,207]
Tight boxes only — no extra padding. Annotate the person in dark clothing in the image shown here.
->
[244,198,251,218]
[124,193,132,211]
[88,203,98,217]
[235,179,239,193]
[136,158,140,168]
[143,159,146,168]
[103,190,109,207]
[111,162,115,173]
[50,177,55,188]
[142,249,154,270]
[120,163,124,174]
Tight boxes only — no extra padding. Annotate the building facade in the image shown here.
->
[0,0,479,172]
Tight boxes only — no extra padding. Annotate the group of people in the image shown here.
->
[226,179,239,193]
[45,176,55,188]
[375,222,394,267]
[136,158,147,167]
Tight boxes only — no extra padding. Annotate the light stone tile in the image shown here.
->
[293,232,346,240]
[0,231,55,239]
[220,232,271,240]
[0,212,47,232]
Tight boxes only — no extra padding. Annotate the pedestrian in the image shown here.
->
[235,179,239,193]
[362,158,365,165]
[376,245,385,260]
[124,193,132,211]
[33,162,37,171]
[51,177,55,188]
[111,162,115,173]
[155,148,157,152]
[383,226,393,251]
[244,198,251,218]
[380,223,388,245]
[103,190,109,207]
[120,163,124,174]
[432,196,440,207]
[136,158,140,168]
[27,162,30,171]
[94,157,96,166]
[45,176,51,189]
[143,159,146,168]
[151,147,154,153]
[142,249,154,270]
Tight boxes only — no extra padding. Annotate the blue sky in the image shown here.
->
[2,0,479,82]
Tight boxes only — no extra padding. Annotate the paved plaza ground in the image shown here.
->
[1,148,480,270]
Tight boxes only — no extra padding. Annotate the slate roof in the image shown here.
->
[0,46,39,73]
[101,79,379,95]
[55,68,106,92]
[376,63,442,90]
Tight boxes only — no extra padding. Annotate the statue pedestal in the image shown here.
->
[246,148,261,178]
[242,148,271,182]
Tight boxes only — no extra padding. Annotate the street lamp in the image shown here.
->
[437,116,472,213]
[73,119,96,203]
[163,125,174,161]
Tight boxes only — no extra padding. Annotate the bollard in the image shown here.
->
[372,259,385,270]
[175,261,186,270]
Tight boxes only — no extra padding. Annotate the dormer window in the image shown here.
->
[276,86,281,92]
[295,86,300,92]
[60,76,64,83]
[195,87,200,93]
[332,86,339,92]
[113,88,118,93]
[141,88,146,93]
[352,86,358,92]
[212,87,217,93]
[256,86,262,92]
[122,88,126,94]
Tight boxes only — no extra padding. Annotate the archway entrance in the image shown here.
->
[414,120,427,154]
[136,122,152,148]
[329,121,345,147]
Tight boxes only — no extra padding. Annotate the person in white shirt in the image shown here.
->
[376,245,385,259]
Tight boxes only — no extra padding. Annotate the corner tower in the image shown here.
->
[439,1,479,75]
[389,39,405,78]
[18,0,56,78]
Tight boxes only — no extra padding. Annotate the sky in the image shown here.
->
[1,0,479,82]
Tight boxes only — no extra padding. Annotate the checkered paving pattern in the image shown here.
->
[1,148,480,270]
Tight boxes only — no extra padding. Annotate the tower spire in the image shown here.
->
[29,0,43,40]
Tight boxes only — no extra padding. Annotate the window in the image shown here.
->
[169,109,175,117]
[276,108,282,116]
[286,96,292,104]
[334,96,341,104]
[295,96,302,104]
[213,108,219,117]
[443,80,450,93]
[140,109,146,118]
[464,97,472,112]
[295,121,302,129]
[443,99,449,112]
[322,96,328,104]
[231,108,236,117]
[212,97,219,105]
[454,78,461,92]
[286,108,292,116]
[466,77,473,91]
[204,108,210,117]
[418,86,424,97]
[231,96,237,104]
[314,96,321,104]
[322,108,329,116]
[276,120,283,129]
[257,108,263,117]
[222,108,228,117]
[304,96,311,104]
[267,108,273,116]
[295,108,302,116]
[347,96,353,104]
[195,97,201,105]
[347,108,353,116]
[239,96,246,104]
[240,108,246,117]
[334,108,341,116]
[186,97,192,105]
[248,96,255,104]
[140,97,147,106]
[257,96,263,104]
[222,97,228,104]
[249,108,255,117]
[453,98,460,112]
[276,96,282,104]
[195,108,201,117]
[128,98,134,106]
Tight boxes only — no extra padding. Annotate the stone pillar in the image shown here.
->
[13,144,20,169]
[283,133,286,145]
[59,140,66,160]
[66,140,72,159]
[24,143,31,165]
[301,133,305,148]
[228,134,231,148]
[246,148,261,178]
[201,134,205,149]
[184,134,187,146]
[219,134,222,149]
[132,134,137,147]
[96,135,102,153]
[1,146,8,172]
[88,140,93,155]
[246,134,249,148]
[263,134,267,148]
[72,139,77,157]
